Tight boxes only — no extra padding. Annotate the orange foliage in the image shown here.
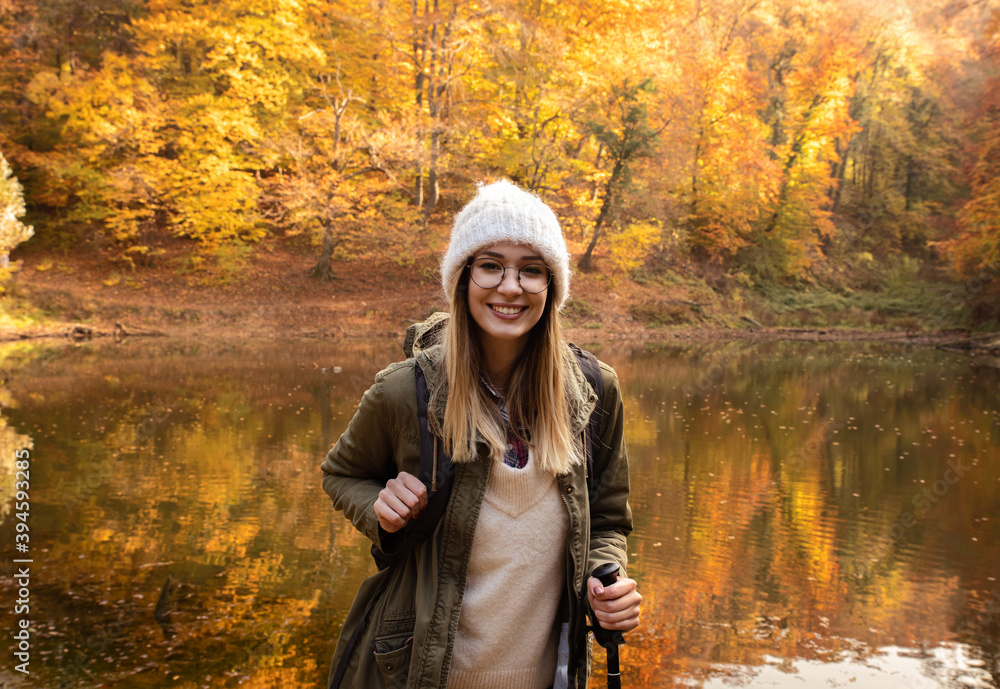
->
[0,0,993,285]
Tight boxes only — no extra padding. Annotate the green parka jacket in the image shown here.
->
[320,314,632,689]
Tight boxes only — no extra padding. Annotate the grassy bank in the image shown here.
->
[0,236,995,345]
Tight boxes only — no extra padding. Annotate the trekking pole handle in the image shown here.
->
[593,562,619,589]
[591,563,623,689]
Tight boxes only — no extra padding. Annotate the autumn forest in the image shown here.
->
[1,0,999,329]
[2,3,1000,685]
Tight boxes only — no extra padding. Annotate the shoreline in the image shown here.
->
[3,317,996,351]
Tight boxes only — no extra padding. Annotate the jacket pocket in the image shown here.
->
[373,612,415,689]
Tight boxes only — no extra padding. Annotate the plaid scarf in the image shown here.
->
[483,380,530,469]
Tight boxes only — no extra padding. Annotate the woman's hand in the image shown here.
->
[374,471,428,533]
[587,574,641,632]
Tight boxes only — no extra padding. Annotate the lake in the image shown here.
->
[0,337,997,688]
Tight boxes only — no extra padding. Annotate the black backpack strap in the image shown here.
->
[370,363,455,571]
[415,363,454,493]
[568,343,605,497]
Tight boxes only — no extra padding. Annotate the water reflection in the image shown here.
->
[0,339,399,688]
[602,341,1000,688]
[0,338,996,688]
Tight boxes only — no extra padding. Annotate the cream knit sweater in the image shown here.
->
[448,453,569,689]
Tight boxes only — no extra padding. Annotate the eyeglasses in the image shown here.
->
[467,257,552,294]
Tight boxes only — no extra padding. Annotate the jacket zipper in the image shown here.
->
[560,432,588,685]
[433,457,492,688]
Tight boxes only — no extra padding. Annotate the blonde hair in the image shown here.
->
[442,271,581,475]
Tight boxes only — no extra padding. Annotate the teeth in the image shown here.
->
[492,305,524,315]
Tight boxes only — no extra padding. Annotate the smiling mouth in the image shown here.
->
[490,305,527,315]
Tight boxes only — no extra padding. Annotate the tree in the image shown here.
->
[376,0,490,226]
[470,0,588,191]
[128,0,325,247]
[264,101,421,281]
[744,3,860,279]
[21,0,326,262]
[826,7,958,257]
[939,9,1000,324]
[0,153,34,270]
[262,2,426,280]
[677,0,770,261]
[578,78,667,271]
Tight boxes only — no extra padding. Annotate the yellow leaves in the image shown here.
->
[133,0,326,116]
[23,7,292,249]
[181,93,263,146]
[608,220,661,275]
[30,52,162,151]
[0,153,33,258]
[0,415,32,522]
[164,162,263,245]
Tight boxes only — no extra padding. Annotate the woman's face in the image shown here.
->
[466,243,550,355]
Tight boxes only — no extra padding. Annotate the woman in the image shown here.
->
[321,179,640,689]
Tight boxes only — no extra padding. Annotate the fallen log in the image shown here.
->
[775,327,829,335]
[937,333,1000,353]
[113,322,167,340]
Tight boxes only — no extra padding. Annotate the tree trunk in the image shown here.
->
[765,94,824,234]
[425,127,441,217]
[690,133,703,219]
[310,224,338,281]
[578,215,604,272]
[903,156,918,212]
[579,173,617,271]
[831,150,848,213]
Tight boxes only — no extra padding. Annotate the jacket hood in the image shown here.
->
[403,310,450,361]
[402,312,598,444]
[403,311,450,437]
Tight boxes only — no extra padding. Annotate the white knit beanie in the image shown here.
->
[441,180,571,310]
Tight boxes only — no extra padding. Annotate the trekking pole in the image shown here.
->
[592,562,625,689]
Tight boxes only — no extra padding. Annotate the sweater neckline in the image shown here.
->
[484,451,558,518]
